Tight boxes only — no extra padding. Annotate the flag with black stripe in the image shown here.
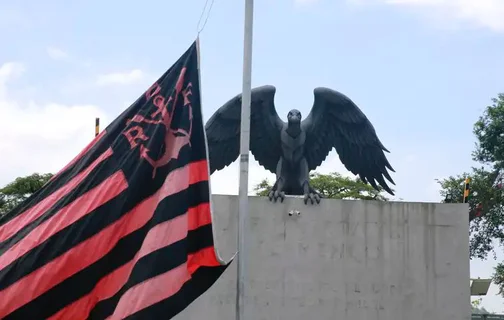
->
[0,40,230,320]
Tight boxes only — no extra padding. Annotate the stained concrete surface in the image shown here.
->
[174,195,470,320]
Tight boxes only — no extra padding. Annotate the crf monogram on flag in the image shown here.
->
[0,41,229,320]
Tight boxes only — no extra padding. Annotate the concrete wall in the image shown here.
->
[175,195,471,320]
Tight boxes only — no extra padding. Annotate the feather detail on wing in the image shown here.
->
[205,85,284,175]
[301,87,395,195]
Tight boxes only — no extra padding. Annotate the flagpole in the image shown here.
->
[236,0,254,319]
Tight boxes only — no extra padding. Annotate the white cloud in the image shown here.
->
[352,0,504,32]
[96,69,144,86]
[0,63,25,97]
[0,62,107,186]
[46,47,69,61]
[0,62,25,79]
[45,47,94,69]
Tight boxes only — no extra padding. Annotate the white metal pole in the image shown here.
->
[236,0,254,319]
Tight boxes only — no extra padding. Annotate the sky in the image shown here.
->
[0,0,503,313]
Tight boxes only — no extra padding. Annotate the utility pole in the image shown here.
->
[236,0,254,319]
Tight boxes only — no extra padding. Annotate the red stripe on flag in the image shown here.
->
[110,247,220,319]
[49,129,107,182]
[0,161,208,318]
[189,160,209,185]
[187,246,221,274]
[109,263,190,320]
[187,203,212,231]
[0,170,128,271]
[0,147,113,243]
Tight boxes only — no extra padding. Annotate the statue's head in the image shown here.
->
[287,109,302,124]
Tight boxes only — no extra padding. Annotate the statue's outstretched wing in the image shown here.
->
[301,87,395,195]
[205,85,284,175]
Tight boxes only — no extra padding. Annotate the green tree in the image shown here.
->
[471,298,491,314]
[473,93,504,167]
[437,93,504,295]
[437,168,504,259]
[254,172,391,201]
[494,264,504,296]
[0,173,53,215]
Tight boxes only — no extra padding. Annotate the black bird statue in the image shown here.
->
[205,85,395,204]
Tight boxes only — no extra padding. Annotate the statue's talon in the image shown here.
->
[267,188,285,203]
[304,190,321,205]
[273,190,284,202]
[303,193,310,205]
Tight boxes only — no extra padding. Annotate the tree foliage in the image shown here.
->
[254,172,391,201]
[493,263,504,297]
[471,298,491,314]
[437,168,504,259]
[437,93,504,295]
[0,173,53,215]
[473,93,504,166]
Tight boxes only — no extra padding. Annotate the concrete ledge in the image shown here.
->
[175,195,471,320]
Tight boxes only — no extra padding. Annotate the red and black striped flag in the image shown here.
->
[0,40,229,319]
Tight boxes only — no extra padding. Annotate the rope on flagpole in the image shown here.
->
[197,0,216,35]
